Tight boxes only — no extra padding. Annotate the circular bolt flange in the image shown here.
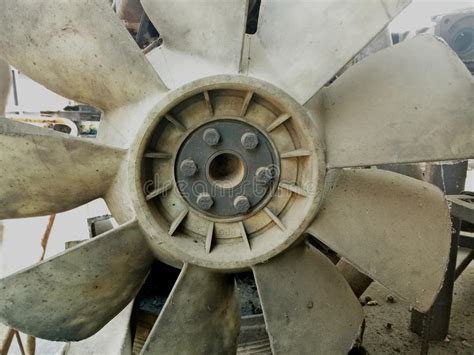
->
[176,120,278,218]
[203,128,220,146]
[255,166,273,184]
[180,159,198,177]
[233,196,250,213]
[197,193,214,210]
[241,132,258,150]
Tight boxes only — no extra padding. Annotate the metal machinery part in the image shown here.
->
[0,59,10,116]
[135,77,324,270]
[407,161,469,344]
[0,1,473,354]
[7,116,79,136]
[434,8,474,73]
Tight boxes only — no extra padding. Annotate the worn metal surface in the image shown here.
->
[0,220,153,341]
[0,0,166,110]
[308,35,474,168]
[64,304,134,355]
[410,218,463,344]
[0,117,125,219]
[434,9,474,73]
[175,119,279,217]
[0,2,473,351]
[98,94,162,149]
[253,242,363,354]
[307,169,452,312]
[448,195,474,224]
[63,216,134,355]
[375,162,470,341]
[337,258,374,298]
[381,161,469,196]
[141,264,240,355]
[455,247,474,279]
[132,75,325,271]
[409,161,468,341]
[242,0,410,104]
[142,0,248,88]
[0,59,10,116]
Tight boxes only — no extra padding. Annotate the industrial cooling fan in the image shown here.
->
[0,0,473,354]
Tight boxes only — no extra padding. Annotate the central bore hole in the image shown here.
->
[208,152,245,189]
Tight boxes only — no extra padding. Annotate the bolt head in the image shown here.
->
[241,132,258,150]
[256,166,273,184]
[197,193,214,210]
[180,159,197,177]
[203,128,220,146]
[233,195,250,213]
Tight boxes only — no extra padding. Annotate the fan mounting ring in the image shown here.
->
[131,75,326,271]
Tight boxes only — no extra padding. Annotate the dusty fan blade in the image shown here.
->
[309,35,474,168]
[307,169,452,312]
[0,220,154,341]
[142,0,248,88]
[244,0,410,104]
[141,264,240,355]
[0,0,166,110]
[253,242,363,354]
[0,59,10,116]
[0,118,125,219]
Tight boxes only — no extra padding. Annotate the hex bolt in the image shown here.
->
[241,132,258,150]
[197,193,214,210]
[203,128,220,146]
[180,159,198,177]
[256,166,273,184]
[233,196,250,213]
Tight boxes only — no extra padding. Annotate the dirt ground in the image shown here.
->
[362,263,474,355]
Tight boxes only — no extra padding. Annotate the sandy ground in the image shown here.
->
[362,263,474,355]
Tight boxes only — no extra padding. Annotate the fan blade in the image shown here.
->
[0,118,125,219]
[65,304,134,355]
[0,0,166,110]
[141,264,240,355]
[310,35,474,168]
[253,242,363,354]
[0,220,154,341]
[307,169,452,312]
[142,0,248,88]
[245,0,410,104]
[0,59,10,116]
[96,93,159,149]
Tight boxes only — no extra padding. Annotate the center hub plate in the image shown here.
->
[130,75,325,271]
[175,119,279,218]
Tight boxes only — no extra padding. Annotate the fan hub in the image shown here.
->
[175,119,279,218]
[130,75,326,271]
